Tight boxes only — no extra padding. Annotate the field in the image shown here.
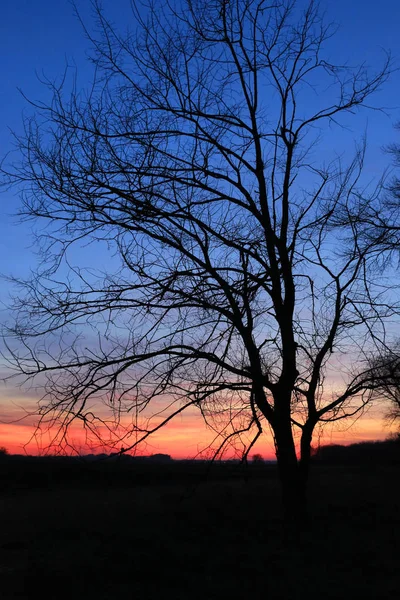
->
[0,459,399,599]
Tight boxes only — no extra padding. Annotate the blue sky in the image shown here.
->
[0,0,400,452]
[1,0,399,287]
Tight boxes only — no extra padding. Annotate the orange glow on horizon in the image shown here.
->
[0,410,396,460]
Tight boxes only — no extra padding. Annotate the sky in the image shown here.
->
[1,0,400,458]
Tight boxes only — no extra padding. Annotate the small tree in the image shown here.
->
[346,126,400,425]
[1,0,394,518]
[352,122,400,258]
[367,346,400,424]
[252,453,264,464]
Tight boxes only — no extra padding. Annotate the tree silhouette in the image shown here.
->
[367,345,400,425]
[349,122,400,259]
[252,453,264,464]
[347,125,400,426]
[1,0,394,517]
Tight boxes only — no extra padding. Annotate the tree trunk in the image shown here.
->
[299,423,315,487]
[274,422,308,525]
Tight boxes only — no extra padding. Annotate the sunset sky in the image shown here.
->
[1,0,400,458]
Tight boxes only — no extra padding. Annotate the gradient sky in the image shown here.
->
[1,0,400,457]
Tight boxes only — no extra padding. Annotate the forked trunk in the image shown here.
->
[274,422,309,525]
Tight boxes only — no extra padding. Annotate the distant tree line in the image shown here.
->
[312,436,400,465]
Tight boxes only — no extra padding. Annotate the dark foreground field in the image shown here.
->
[0,460,399,599]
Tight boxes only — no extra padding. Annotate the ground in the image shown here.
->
[0,461,398,599]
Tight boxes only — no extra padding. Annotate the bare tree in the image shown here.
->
[343,131,400,255]
[367,345,400,424]
[342,127,400,426]
[1,0,395,517]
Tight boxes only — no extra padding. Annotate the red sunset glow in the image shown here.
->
[0,406,394,459]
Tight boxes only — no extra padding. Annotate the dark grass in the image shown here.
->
[0,460,399,599]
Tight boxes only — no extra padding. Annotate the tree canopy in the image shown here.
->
[1,0,396,513]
